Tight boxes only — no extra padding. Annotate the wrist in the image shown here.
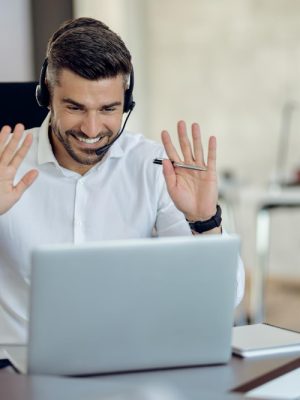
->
[185,208,217,222]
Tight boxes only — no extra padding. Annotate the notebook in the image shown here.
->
[7,235,239,375]
[232,323,300,358]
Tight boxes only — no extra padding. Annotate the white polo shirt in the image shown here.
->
[0,115,244,343]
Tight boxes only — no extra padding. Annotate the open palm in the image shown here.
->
[161,121,218,221]
[0,124,38,215]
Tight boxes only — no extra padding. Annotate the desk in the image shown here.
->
[0,353,298,399]
[229,184,300,324]
[249,188,300,323]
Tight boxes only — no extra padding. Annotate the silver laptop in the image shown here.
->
[9,235,239,375]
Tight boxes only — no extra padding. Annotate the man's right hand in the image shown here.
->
[0,124,38,215]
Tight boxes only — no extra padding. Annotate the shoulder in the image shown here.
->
[120,130,165,162]
[112,131,166,184]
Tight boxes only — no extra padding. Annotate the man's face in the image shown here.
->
[49,69,125,174]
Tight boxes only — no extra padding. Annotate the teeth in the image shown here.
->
[77,136,103,144]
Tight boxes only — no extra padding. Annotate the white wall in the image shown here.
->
[145,0,300,186]
[0,0,33,81]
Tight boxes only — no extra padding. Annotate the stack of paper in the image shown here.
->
[232,323,300,358]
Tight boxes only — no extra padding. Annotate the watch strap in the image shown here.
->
[186,205,222,233]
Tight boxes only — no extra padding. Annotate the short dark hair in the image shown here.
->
[46,17,132,90]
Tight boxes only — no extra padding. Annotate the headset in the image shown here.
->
[35,58,135,113]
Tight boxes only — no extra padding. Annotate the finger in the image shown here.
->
[177,120,194,163]
[15,123,25,131]
[10,133,33,170]
[192,123,205,165]
[207,136,217,171]
[0,124,25,165]
[14,169,39,199]
[0,124,25,141]
[162,159,177,193]
[161,130,181,162]
[0,125,12,149]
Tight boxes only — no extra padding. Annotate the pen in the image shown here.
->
[153,158,207,171]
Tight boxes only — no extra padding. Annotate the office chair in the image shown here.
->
[0,82,48,129]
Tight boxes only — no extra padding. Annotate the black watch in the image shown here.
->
[186,205,222,234]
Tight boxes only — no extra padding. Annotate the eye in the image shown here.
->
[67,105,81,111]
[104,106,116,112]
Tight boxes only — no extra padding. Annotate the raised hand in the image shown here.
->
[161,120,218,222]
[0,124,38,215]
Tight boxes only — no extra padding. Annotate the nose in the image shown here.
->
[80,112,102,138]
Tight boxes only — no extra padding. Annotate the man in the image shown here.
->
[0,17,244,343]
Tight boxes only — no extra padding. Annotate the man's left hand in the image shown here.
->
[161,120,218,223]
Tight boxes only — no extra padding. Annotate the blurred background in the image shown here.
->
[1,0,300,326]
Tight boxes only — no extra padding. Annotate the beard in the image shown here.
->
[50,119,114,166]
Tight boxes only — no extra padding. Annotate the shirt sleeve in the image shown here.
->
[235,254,245,307]
[219,229,245,307]
[155,186,245,307]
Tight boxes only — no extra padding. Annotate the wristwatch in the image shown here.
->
[186,205,222,234]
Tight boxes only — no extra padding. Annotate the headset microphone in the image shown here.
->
[95,102,135,155]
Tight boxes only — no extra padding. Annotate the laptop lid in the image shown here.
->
[28,235,239,375]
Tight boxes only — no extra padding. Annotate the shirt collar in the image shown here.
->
[37,112,58,166]
[37,113,125,168]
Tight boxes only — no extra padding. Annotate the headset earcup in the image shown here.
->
[123,90,133,113]
[36,84,50,107]
[36,59,50,107]
[123,69,135,113]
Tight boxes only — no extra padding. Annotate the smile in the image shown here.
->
[76,136,105,144]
